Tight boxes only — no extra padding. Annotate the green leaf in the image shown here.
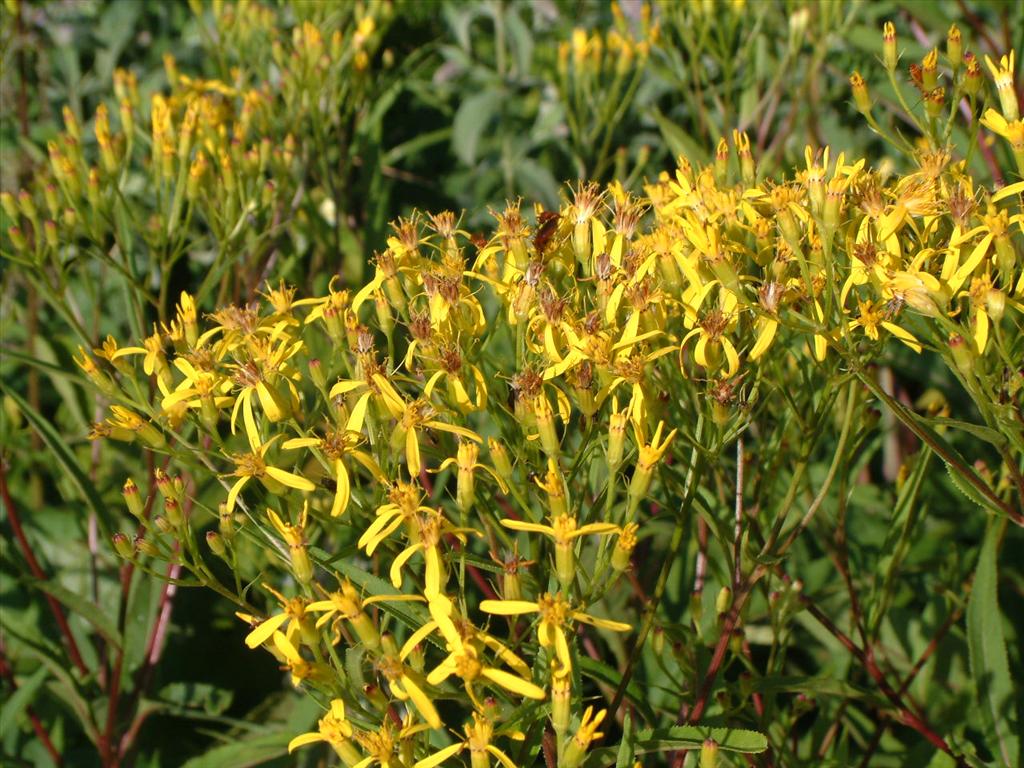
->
[589,725,767,765]
[28,578,122,651]
[1,385,115,541]
[966,522,1019,768]
[615,712,635,768]
[650,108,707,166]
[577,657,655,723]
[0,666,49,738]
[159,682,233,716]
[452,89,504,166]
[179,732,289,768]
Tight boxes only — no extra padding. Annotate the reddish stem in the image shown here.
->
[0,462,89,677]
[0,641,63,766]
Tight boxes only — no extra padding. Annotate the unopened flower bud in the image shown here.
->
[112,533,133,559]
[716,586,732,617]
[949,333,974,378]
[612,522,638,572]
[922,48,939,91]
[153,515,173,534]
[946,24,962,69]
[700,739,719,768]
[164,497,183,527]
[0,191,18,222]
[43,220,58,249]
[17,189,36,222]
[488,438,514,481]
[963,53,982,97]
[925,87,945,118]
[986,288,1005,322]
[8,226,27,252]
[135,536,162,558]
[882,22,897,72]
[850,71,871,114]
[123,478,145,518]
[206,531,227,557]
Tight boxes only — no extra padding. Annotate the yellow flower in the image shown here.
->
[562,707,608,767]
[413,713,520,768]
[288,699,361,765]
[375,641,443,729]
[224,437,315,514]
[680,284,741,377]
[436,440,507,512]
[985,51,1018,120]
[479,592,631,672]
[241,584,313,650]
[227,335,303,451]
[500,509,617,586]
[423,596,545,705]
[373,376,482,478]
[282,428,383,517]
[271,631,332,688]
[307,579,421,652]
[847,299,922,353]
[112,326,171,386]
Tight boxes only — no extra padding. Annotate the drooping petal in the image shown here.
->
[244,611,290,649]
[413,742,464,768]
[481,667,546,700]
[479,599,539,616]
[265,466,316,491]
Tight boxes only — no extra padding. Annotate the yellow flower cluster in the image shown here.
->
[75,34,1023,768]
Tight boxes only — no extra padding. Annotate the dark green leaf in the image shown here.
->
[966,523,1019,768]
[1,385,115,540]
[28,578,122,651]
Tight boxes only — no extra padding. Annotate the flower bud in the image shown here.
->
[16,189,36,222]
[949,333,974,378]
[533,394,560,458]
[611,522,638,572]
[0,191,18,222]
[922,48,938,91]
[163,497,183,528]
[716,586,732,617]
[43,185,59,218]
[850,71,871,114]
[8,226,27,252]
[62,105,80,141]
[112,533,133,559]
[488,438,514,481]
[123,478,145,518]
[946,24,962,69]
[986,288,1006,323]
[136,535,162,556]
[700,739,719,768]
[963,53,982,97]
[206,531,227,558]
[43,220,58,249]
[925,87,945,119]
[882,22,897,72]
[551,667,571,734]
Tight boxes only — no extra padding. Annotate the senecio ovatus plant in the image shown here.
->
[8,17,1024,768]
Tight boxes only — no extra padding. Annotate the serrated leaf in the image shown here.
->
[966,523,1019,768]
[1,385,114,541]
[945,462,1002,515]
